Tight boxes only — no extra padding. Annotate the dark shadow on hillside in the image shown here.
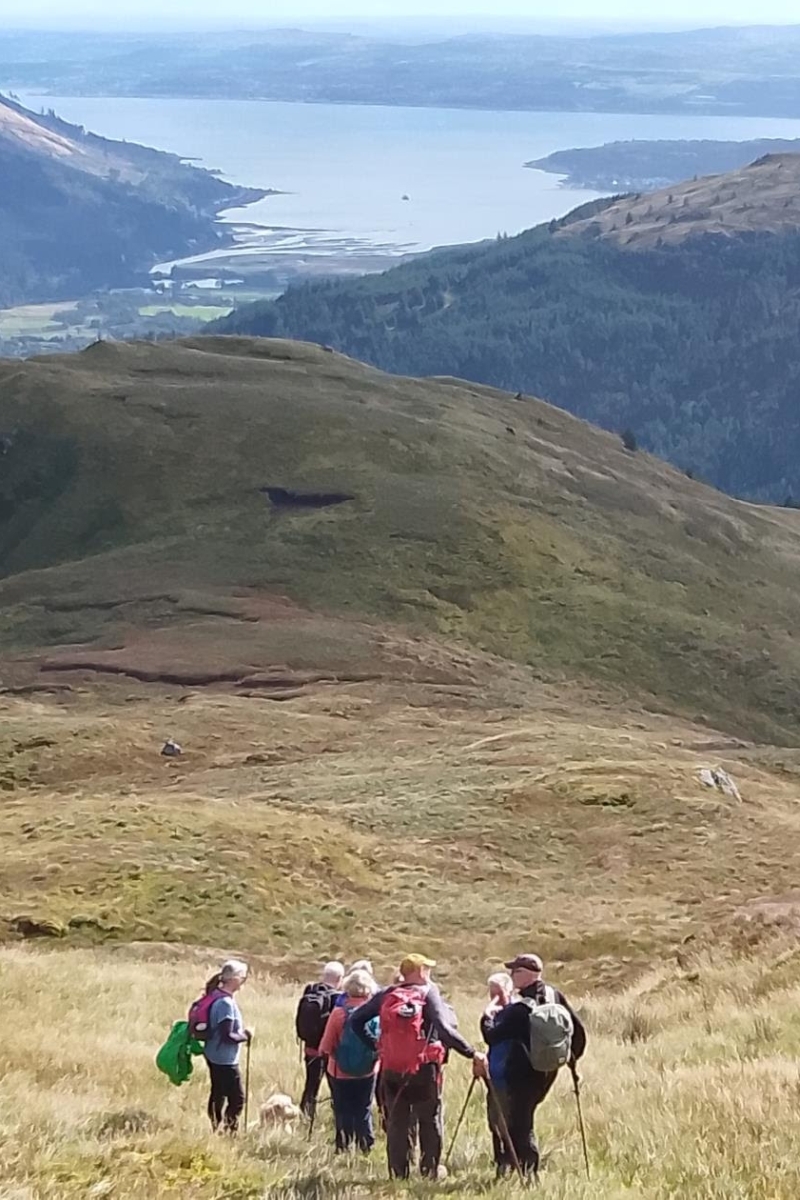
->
[260,486,355,508]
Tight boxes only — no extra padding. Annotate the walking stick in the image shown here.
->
[444,1077,477,1169]
[243,1035,252,1133]
[483,1076,526,1184]
[569,1062,590,1181]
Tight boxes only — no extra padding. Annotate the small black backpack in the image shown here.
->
[295,982,335,1047]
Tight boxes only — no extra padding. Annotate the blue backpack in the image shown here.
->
[335,1012,380,1076]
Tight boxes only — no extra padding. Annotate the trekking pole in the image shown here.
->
[483,1076,527,1184]
[243,1035,252,1133]
[307,1095,332,1141]
[569,1062,590,1181]
[444,1077,477,1169]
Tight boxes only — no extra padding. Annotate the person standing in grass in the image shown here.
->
[295,960,345,1118]
[481,953,586,1177]
[349,952,488,1180]
[318,968,380,1153]
[203,959,252,1134]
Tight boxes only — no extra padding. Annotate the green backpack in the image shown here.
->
[156,1020,204,1087]
[521,985,574,1074]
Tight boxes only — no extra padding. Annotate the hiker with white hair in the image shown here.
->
[481,953,586,1177]
[296,959,345,1118]
[318,968,380,1153]
[486,971,514,1011]
[200,959,252,1134]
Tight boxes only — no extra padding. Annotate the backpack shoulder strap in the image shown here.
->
[208,991,227,1025]
[543,984,556,1005]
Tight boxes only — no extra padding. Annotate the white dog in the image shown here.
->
[259,1092,303,1131]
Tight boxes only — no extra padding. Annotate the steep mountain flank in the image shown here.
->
[0,95,264,305]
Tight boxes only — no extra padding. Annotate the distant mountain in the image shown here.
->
[529,137,800,191]
[4,24,800,117]
[0,95,265,306]
[216,155,800,502]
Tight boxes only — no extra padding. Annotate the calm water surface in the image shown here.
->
[25,95,800,253]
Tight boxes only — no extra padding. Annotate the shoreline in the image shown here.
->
[16,89,800,123]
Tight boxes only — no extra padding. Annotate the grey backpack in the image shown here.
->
[522,985,574,1073]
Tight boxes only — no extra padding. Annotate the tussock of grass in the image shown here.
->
[5,943,800,1197]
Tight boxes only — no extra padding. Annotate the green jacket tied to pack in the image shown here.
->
[156,1020,204,1086]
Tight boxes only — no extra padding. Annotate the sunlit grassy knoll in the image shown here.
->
[4,942,800,1198]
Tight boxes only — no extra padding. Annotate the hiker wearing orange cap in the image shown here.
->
[350,953,487,1180]
[481,953,586,1177]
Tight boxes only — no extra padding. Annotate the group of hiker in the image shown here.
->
[182,948,586,1181]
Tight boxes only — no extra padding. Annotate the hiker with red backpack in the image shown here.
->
[318,968,380,1154]
[481,953,586,1178]
[295,960,345,1118]
[349,952,488,1180]
[189,959,252,1134]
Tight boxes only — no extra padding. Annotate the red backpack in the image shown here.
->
[188,989,224,1042]
[378,985,443,1075]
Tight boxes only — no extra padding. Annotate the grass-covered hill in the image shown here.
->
[5,347,800,1200]
[3,334,800,743]
[0,95,264,306]
[217,155,800,503]
[4,337,800,984]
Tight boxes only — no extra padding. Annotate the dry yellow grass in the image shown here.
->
[4,941,800,1198]
[2,680,800,985]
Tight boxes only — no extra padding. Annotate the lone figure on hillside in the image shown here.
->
[481,952,586,1177]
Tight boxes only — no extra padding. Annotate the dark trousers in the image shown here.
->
[328,1073,376,1152]
[206,1061,244,1132]
[489,1073,556,1176]
[300,1053,327,1117]
[381,1063,442,1179]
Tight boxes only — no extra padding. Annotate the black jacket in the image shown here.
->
[481,980,586,1088]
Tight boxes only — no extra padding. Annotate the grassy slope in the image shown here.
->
[5,942,800,1198]
[3,336,800,977]
[3,636,800,982]
[3,336,800,741]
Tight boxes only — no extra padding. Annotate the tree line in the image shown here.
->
[217,224,800,503]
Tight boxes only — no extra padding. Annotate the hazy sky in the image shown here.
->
[2,0,799,30]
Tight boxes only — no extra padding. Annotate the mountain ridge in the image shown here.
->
[6,24,800,116]
[217,156,800,503]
